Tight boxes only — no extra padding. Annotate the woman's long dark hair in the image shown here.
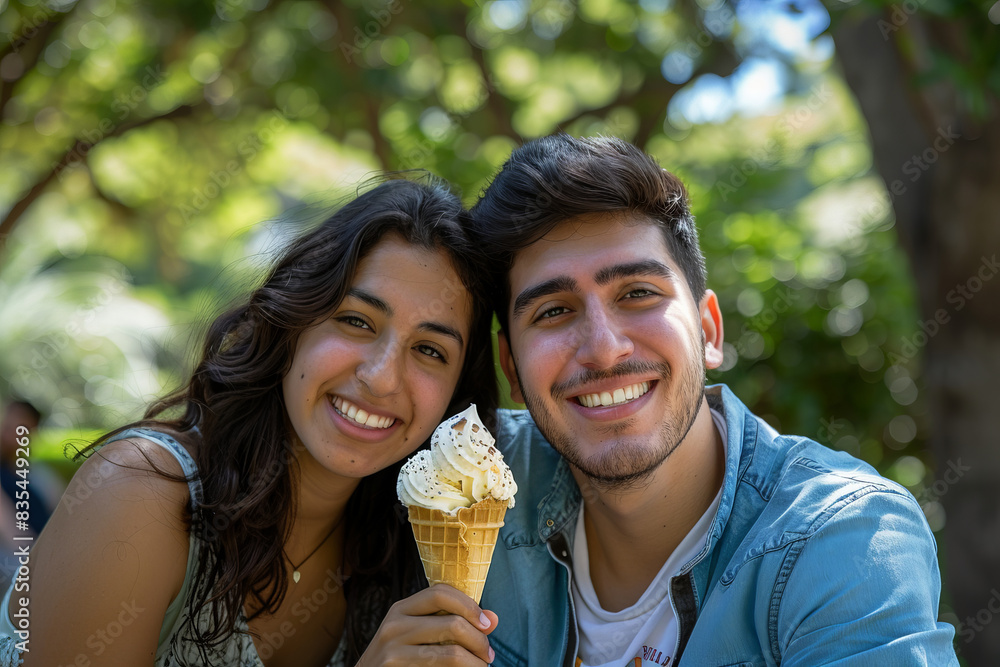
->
[82,177,498,662]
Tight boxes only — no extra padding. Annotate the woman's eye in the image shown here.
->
[340,316,371,330]
[415,344,444,361]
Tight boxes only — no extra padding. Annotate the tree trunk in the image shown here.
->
[830,9,1000,664]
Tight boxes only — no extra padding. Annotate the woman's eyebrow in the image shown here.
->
[419,322,465,348]
[345,288,392,316]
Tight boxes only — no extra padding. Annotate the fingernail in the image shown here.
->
[489,646,496,662]
[479,612,491,629]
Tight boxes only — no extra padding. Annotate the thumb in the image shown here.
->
[481,609,499,635]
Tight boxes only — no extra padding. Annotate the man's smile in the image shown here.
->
[574,381,652,408]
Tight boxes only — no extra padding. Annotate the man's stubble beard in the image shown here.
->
[514,353,707,492]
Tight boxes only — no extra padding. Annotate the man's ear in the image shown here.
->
[497,331,525,404]
[700,289,725,370]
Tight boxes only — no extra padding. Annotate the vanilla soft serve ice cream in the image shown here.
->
[397,404,517,514]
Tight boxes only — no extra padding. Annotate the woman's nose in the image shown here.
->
[356,338,404,397]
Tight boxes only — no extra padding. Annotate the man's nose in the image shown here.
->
[573,303,633,370]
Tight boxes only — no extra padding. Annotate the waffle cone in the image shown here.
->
[407,497,508,604]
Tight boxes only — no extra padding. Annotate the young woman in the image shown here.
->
[0,179,500,666]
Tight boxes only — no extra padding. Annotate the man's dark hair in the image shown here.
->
[469,134,707,333]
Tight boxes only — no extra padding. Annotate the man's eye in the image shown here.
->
[538,306,570,320]
[415,344,445,361]
[623,289,654,299]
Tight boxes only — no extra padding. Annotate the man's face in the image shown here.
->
[498,213,724,488]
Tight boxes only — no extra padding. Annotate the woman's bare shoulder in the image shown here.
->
[18,431,198,665]
[67,436,195,505]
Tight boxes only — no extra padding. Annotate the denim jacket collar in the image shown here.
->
[537,455,581,543]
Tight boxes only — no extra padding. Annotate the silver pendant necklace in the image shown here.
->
[286,515,344,584]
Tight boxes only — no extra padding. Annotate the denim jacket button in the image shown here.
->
[546,519,555,527]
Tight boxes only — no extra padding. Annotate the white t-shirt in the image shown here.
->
[571,408,727,667]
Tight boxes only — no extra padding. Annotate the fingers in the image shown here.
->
[376,643,493,667]
[400,584,492,628]
[412,613,495,663]
[375,585,495,664]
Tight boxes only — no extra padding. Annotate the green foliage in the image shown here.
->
[0,0,946,519]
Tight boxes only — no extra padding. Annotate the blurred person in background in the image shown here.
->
[0,399,65,578]
[0,178,502,667]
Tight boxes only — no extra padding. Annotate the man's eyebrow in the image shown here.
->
[345,288,392,316]
[595,260,675,286]
[512,276,579,321]
[418,322,465,349]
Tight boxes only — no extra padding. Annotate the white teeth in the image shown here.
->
[331,397,394,429]
[577,382,650,408]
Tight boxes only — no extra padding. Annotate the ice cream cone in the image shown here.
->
[408,496,507,604]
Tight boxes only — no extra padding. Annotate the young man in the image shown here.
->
[471,135,959,666]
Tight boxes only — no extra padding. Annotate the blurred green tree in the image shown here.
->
[1,0,996,661]
[825,5,1000,663]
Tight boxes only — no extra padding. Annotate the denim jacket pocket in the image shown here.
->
[490,634,529,667]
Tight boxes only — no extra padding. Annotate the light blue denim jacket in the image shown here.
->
[481,384,959,666]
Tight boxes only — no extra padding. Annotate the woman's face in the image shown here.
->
[282,234,473,481]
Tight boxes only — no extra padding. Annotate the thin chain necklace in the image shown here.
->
[286,514,345,584]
